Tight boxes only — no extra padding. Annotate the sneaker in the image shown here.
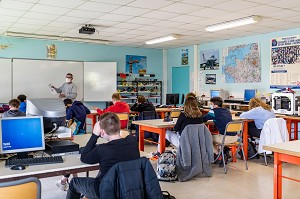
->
[56,180,69,191]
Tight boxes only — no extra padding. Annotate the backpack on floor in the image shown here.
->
[157,150,177,181]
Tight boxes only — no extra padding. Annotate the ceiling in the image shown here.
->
[0,0,300,49]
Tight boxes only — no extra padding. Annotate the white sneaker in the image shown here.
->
[56,180,69,191]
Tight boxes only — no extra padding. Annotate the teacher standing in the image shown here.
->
[52,73,77,100]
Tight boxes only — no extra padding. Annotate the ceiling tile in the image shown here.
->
[159,3,202,14]
[154,20,185,28]
[30,4,72,15]
[97,14,134,22]
[37,0,86,8]
[126,17,159,25]
[180,0,227,6]
[113,22,143,29]
[169,15,205,23]
[263,9,300,19]
[101,27,130,33]
[272,0,300,9]
[22,12,59,20]
[0,21,13,28]
[0,8,26,17]
[55,16,90,24]
[110,6,151,16]
[35,29,66,35]
[141,10,180,20]
[65,10,104,19]
[47,21,79,28]
[88,0,135,6]
[0,0,34,10]
[16,18,51,26]
[127,0,173,9]
[7,27,38,33]
[189,8,231,18]
[213,0,259,12]
[0,15,19,23]
[76,2,120,12]
[86,19,119,27]
[238,5,283,15]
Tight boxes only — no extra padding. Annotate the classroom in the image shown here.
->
[0,0,300,199]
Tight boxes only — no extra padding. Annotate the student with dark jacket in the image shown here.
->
[66,112,140,199]
[64,99,90,130]
[3,99,26,118]
[130,95,155,113]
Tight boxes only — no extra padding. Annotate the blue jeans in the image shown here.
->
[66,177,99,199]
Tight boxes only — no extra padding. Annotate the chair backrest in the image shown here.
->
[116,113,129,130]
[0,177,41,199]
[170,109,181,118]
[223,121,243,143]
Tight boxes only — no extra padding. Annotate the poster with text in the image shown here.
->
[126,55,147,74]
[182,49,188,65]
[270,35,300,89]
[47,44,57,59]
[200,49,219,70]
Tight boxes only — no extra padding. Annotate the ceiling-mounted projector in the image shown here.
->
[79,25,95,35]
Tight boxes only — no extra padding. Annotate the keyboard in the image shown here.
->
[5,156,63,167]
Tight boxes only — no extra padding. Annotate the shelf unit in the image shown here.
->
[117,81,162,105]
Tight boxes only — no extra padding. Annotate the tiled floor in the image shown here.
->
[42,144,300,199]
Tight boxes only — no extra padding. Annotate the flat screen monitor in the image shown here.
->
[244,89,256,102]
[210,90,220,98]
[0,116,45,158]
[166,93,179,106]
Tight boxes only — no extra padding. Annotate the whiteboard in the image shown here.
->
[12,59,84,100]
[0,58,12,103]
[84,62,117,101]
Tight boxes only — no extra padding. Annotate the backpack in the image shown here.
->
[157,150,177,181]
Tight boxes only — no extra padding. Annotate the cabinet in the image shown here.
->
[117,81,162,106]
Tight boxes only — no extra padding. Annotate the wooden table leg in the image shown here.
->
[139,127,145,151]
[243,121,249,160]
[159,129,166,154]
[274,152,282,199]
[286,119,292,140]
[159,112,165,119]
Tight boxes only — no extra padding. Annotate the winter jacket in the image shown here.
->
[100,157,163,199]
[66,101,90,129]
[130,102,155,113]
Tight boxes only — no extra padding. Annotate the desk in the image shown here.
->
[155,107,182,118]
[0,134,147,183]
[133,119,176,153]
[86,112,99,129]
[263,141,300,199]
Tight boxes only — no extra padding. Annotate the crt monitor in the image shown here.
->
[210,90,220,98]
[244,89,256,102]
[27,98,66,134]
[0,116,45,158]
[166,94,180,106]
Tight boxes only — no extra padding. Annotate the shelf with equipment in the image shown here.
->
[117,80,162,105]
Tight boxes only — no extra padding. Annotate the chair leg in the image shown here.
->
[240,143,248,170]
[264,152,268,166]
[221,146,227,174]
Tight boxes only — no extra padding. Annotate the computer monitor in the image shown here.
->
[210,90,220,98]
[166,93,180,106]
[27,98,66,134]
[244,89,256,102]
[0,116,45,159]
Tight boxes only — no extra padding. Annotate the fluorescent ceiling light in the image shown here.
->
[145,34,180,45]
[5,31,110,45]
[205,15,261,32]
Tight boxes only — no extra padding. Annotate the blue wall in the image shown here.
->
[198,27,300,98]
[167,45,194,93]
[0,37,163,108]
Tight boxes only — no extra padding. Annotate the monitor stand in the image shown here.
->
[8,152,33,160]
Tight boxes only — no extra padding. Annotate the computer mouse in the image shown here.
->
[11,165,26,170]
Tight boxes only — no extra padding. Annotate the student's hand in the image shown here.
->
[59,93,66,98]
[93,121,101,136]
[92,106,98,111]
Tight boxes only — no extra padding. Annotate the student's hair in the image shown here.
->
[99,112,120,135]
[249,98,271,111]
[9,99,20,108]
[183,97,202,118]
[112,93,121,101]
[66,73,73,78]
[137,95,146,104]
[210,97,223,107]
[63,99,73,106]
[185,92,196,99]
[17,94,27,102]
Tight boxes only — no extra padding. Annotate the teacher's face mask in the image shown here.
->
[66,78,72,83]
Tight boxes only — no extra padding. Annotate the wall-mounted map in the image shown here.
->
[222,43,261,83]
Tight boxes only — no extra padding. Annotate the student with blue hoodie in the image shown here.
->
[17,94,27,113]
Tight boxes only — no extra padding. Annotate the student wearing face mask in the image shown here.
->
[52,73,77,100]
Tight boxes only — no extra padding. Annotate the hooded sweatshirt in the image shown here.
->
[130,102,155,113]
[66,101,91,129]
[96,101,130,129]
[3,110,26,118]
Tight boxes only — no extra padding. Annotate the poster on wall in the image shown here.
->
[205,74,216,84]
[222,43,261,83]
[270,35,300,89]
[47,44,57,59]
[199,49,219,70]
[182,49,188,65]
[126,55,147,74]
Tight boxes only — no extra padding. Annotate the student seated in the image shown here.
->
[56,99,91,191]
[130,95,155,113]
[157,96,203,150]
[3,99,26,118]
[93,93,130,129]
[66,112,140,199]
[203,97,234,162]
[240,98,276,138]
[17,94,27,113]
